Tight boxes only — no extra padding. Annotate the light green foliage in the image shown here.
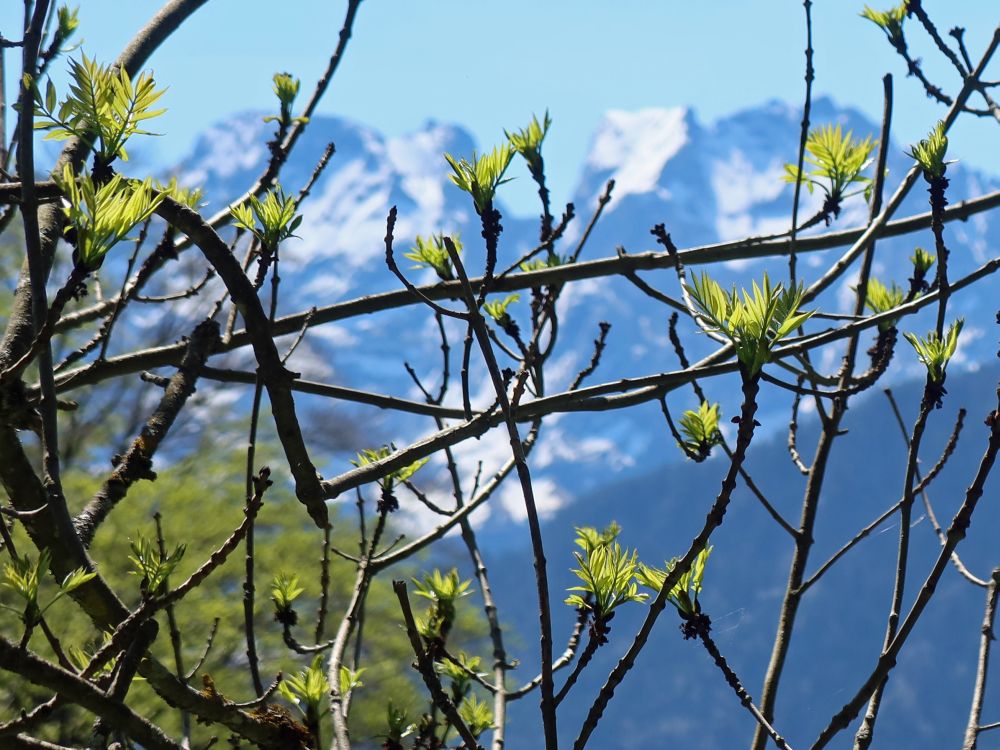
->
[270,572,305,613]
[32,53,166,164]
[687,271,813,376]
[156,176,204,209]
[445,144,515,214]
[339,665,366,696]
[911,246,936,275]
[783,124,875,203]
[860,2,908,47]
[279,654,329,717]
[230,185,302,251]
[0,448,421,745]
[573,522,621,556]
[458,693,494,738]
[437,652,483,692]
[904,318,964,382]
[385,701,415,743]
[351,445,429,493]
[519,254,564,272]
[507,111,552,179]
[66,634,114,679]
[413,568,473,641]
[56,5,80,40]
[636,545,712,617]
[864,277,906,330]
[263,72,308,126]
[678,401,723,458]
[0,549,96,629]
[128,535,185,597]
[483,293,520,324]
[404,233,461,281]
[58,165,164,268]
[565,526,647,616]
[908,120,950,179]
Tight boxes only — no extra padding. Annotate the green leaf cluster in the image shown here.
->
[519,254,564,272]
[483,293,520,325]
[384,701,415,743]
[0,549,96,629]
[32,53,166,165]
[903,319,963,383]
[58,165,164,268]
[445,144,515,215]
[404,233,461,281]
[783,124,875,204]
[270,572,305,615]
[864,277,906,331]
[860,3,908,47]
[565,526,647,617]
[506,111,552,181]
[263,72,308,126]
[458,693,494,738]
[279,654,329,717]
[908,120,949,180]
[636,545,712,617]
[56,5,81,41]
[678,401,723,459]
[230,186,302,251]
[351,445,429,494]
[128,535,186,597]
[413,568,472,642]
[911,247,936,275]
[156,176,204,209]
[687,272,813,375]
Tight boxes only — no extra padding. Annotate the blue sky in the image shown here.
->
[2,1,997,215]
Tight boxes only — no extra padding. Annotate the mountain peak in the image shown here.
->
[585,107,694,200]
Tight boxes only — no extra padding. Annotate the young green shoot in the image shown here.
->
[58,165,164,269]
[128,535,185,597]
[783,124,875,212]
[444,144,515,215]
[911,247,936,275]
[636,545,713,618]
[0,549,96,629]
[864,278,906,331]
[565,539,648,620]
[908,120,950,180]
[458,693,495,738]
[678,401,723,459]
[263,72,308,126]
[404,233,462,281]
[32,53,166,168]
[687,272,813,376]
[483,293,520,325]
[507,111,552,180]
[413,568,473,643]
[903,319,964,383]
[271,572,305,625]
[230,185,302,251]
[860,3,908,48]
[279,655,329,721]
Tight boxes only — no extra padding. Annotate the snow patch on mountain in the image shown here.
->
[586,108,690,201]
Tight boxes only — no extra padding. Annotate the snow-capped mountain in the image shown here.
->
[174,98,999,526]
[169,100,999,748]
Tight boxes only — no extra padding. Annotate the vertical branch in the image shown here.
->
[964,568,1000,750]
[444,236,558,749]
[788,0,815,285]
[17,0,62,497]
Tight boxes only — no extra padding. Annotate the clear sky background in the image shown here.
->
[2,1,997,215]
